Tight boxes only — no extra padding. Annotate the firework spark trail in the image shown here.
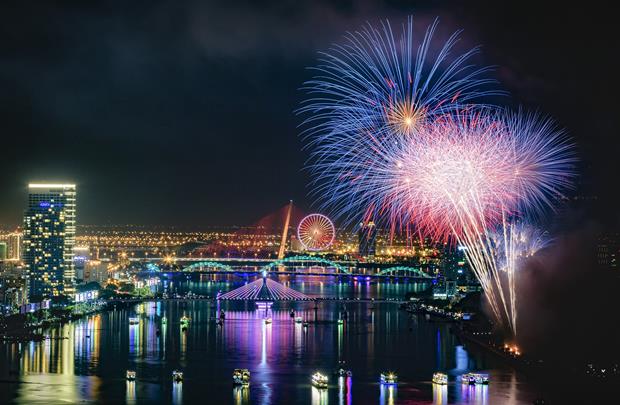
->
[489,221,550,335]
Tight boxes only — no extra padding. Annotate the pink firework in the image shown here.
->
[387,110,574,240]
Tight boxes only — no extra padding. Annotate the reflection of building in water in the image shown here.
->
[14,323,78,402]
[129,321,142,357]
[20,323,75,375]
[74,315,101,373]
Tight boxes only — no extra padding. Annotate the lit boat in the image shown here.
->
[432,372,448,385]
[172,370,183,382]
[264,317,272,324]
[129,317,140,325]
[126,370,136,381]
[311,372,328,389]
[461,373,476,385]
[180,316,190,325]
[337,319,344,325]
[473,373,489,384]
[302,321,309,328]
[380,372,398,385]
[161,317,167,325]
[295,317,303,324]
[334,368,352,377]
[233,369,250,386]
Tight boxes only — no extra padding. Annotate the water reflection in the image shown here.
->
[379,384,397,405]
[233,386,250,405]
[172,381,183,405]
[338,376,352,405]
[311,386,328,405]
[433,383,448,405]
[0,283,536,404]
[126,381,136,404]
[460,383,489,405]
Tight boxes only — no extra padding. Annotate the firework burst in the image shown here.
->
[299,17,576,336]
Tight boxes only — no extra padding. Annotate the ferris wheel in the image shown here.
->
[297,213,336,251]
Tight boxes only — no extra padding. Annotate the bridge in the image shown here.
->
[139,255,434,280]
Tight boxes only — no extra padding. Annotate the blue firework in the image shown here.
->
[298,16,501,227]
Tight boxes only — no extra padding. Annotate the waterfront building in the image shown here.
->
[83,260,109,285]
[73,246,90,282]
[433,279,458,299]
[358,221,377,258]
[23,183,77,300]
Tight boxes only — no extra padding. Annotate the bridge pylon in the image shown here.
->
[277,200,293,260]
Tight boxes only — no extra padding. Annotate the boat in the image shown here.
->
[180,316,190,325]
[302,321,309,328]
[172,370,184,382]
[264,317,272,324]
[126,370,136,381]
[311,372,328,389]
[334,368,352,377]
[295,317,303,324]
[432,372,448,385]
[337,319,344,325]
[129,317,140,325]
[380,372,398,385]
[233,369,251,386]
[161,317,167,325]
[461,373,476,385]
[473,373,489,385]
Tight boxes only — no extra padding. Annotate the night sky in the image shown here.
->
[1,1,618,228]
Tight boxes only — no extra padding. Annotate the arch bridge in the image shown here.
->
[259,255,351,274]
[142,256,434,280]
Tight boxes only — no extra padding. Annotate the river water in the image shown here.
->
[0,276,540,404]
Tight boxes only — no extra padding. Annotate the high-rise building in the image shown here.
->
[6,232,22,260]
[0,242,7,260]
[358,221,377,258]
[23,183,77,300]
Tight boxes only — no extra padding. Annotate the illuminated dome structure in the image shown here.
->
[297,214,335,251]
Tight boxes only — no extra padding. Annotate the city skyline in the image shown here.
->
[1,2,619,228]
[1,3,620,403]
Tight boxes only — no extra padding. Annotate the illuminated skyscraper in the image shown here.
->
[23,183,76,300]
